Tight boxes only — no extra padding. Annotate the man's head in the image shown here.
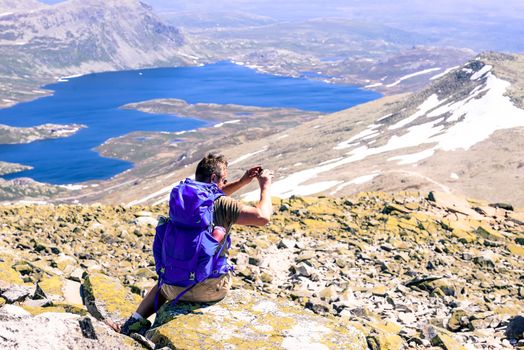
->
[195,153,228,189]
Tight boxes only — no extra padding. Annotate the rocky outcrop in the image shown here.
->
[0,305,143,349]
[148,290,366,349]
[83,273,141,323]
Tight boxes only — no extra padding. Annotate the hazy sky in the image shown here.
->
[40,0,524,20]
[140,0,524,20]
[39,0,524,52]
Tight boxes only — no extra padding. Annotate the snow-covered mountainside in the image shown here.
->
[243,53,524,204]
[122,52,524,207]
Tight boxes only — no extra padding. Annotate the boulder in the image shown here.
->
[475,225,505,241]
[430,331,466,350]
[147,290,367,349]
[0,258,33,303]
[82,273,141,323]
[2,285,33,304]
[508,212,524,225]
[0,307,142,349]
[0,257,25,290]
[447,310,471,332]
[428,191,483,219]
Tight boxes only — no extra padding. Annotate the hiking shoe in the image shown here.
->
[120,316,151,336]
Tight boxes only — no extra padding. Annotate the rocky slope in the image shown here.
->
[0,0,195,106]
[0,191,522,349]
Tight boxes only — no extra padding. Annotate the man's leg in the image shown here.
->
[136,283,166,319]
[117,283,166,335]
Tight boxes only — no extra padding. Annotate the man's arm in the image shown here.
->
[236,169,273,226]
[222,166,261,196]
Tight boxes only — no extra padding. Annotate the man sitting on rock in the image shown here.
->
[115,153,273,336]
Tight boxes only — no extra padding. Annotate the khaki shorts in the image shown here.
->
[161,272,232,303]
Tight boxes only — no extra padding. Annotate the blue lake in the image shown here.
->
[0,61,381,184]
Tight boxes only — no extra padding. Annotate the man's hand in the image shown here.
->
[257,169,273,189]
[240,166,262,185]
[222,166,263,196]
[237,168,274,227]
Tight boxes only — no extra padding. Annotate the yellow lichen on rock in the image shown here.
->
[83,273,141,322]
[38,275,64,299]
[22,304,87,316]
[0,258,24,287]
[507,243,524,257]
[476,225,505,241]
[431,332,467,350]
[147,290,366,350]
[302,218,339,233]
[307,203,345,217]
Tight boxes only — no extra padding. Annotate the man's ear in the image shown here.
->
[210,173,218,184]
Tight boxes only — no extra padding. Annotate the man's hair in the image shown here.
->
[195,153,228,182]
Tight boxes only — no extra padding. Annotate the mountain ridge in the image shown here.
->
[0,0,195,108]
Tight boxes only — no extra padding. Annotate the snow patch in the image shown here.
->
[57,74,83,83]
[229,147,267,166]
[334,124,381,150]
[364,82,383,88]
[430,66,460,80]
[213,119,241,128]
[386,68,441,87]
[318,157,344,166]
[470,65,492,80]
[59,184,86,191]
[377,113,393,122]
[174,129,196,135]
[330,172,381,194]
[388,94,441,130]
[388,149,436,165]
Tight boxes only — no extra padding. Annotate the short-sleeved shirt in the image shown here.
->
[213,196,242,231]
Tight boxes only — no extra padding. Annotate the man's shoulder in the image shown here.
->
[214,195,242,207]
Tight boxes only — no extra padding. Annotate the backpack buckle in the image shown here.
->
[189,272,196,280]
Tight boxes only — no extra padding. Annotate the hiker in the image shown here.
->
[116,153,273,336]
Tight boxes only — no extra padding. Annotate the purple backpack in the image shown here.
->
[153,178,232,305]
